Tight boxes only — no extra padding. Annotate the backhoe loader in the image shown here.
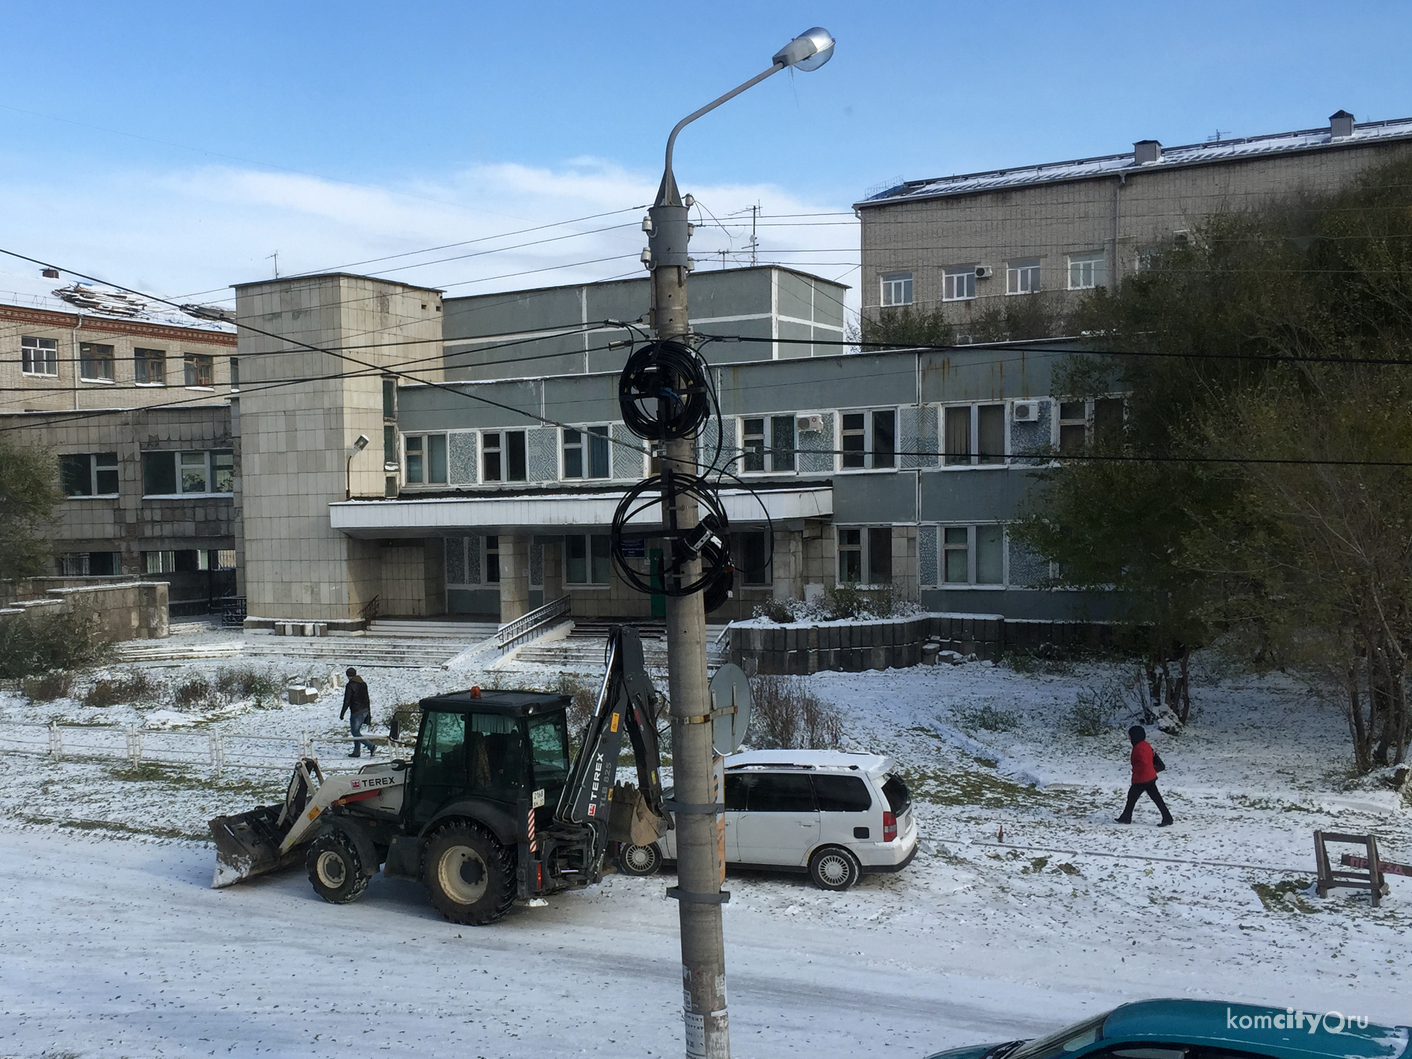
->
[209,626,667,924]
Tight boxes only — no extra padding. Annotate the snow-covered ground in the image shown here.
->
[0,636,1408,1058]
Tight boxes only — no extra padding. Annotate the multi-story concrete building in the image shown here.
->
[856,109,1412,331]
[230,265,1112,626]
[0,270,239,611]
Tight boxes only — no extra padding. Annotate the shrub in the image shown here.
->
[752,598,798,624]
[214,666,282,706]
[173,676,218,710]
[0,606,109,680]
[554,673,599,736]
[956,704,1021,732]
[747,674,843,749]
[821,584,870,620]
[84,671,161,708]
[21,669,74,702]
[1068,680,1127,736]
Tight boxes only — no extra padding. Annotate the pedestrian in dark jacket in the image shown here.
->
[340,667,375,758]
[1115,724,1173,826]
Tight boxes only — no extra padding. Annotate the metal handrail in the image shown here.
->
[494,594,571,650]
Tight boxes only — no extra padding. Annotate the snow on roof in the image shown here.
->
[858,114,1412,207]
[0,267,235,334]
[724,749,895,774]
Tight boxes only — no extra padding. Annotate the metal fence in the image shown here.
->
[2,721,389,779]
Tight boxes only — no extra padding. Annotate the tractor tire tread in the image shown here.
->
[422,821,516,925]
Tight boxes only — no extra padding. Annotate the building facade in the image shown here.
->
[856,110,1412,332]
[0,274,240,612]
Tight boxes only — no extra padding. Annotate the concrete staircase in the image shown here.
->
[507,622,733,672]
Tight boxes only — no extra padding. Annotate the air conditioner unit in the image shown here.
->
[795,414,825,433]
[1012,400,1041,423]
[975,265,994,279]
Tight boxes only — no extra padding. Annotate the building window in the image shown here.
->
[183,353,214,388]
[837,526,892,585]
[21,336,58,377]
[214,549,237,569]
[562,426,610,479]
[60,453,119,497]
[565,534,612,585]
[59,551,120,576]
[1006,259,1041,295]
[840,409,896,470]
[741,415,795,473]
[134,348,166,385]
[142,449,234,495]
[382,377,397,420]
[943,403,1006,467]
[943,267,976,302]
[1068,252,1107,290]
[404,434,448,485]
[1057,397,1124,455]
[79,342,114,382]
[229,358,240,391]
[485,535,500,583]
[143,550,177,574]
[942,525,1005,586]
[880,272,913,307]
[733,531,771,586]
[482,430,527,482]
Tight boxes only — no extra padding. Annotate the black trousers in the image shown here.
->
[1118,780,1172,823]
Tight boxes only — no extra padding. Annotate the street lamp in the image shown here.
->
[345,434,369,500]
[643,27,833,1059]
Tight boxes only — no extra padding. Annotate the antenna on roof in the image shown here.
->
[1206,129,1231,143]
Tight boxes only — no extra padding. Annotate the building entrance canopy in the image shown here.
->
[328,486,832,539]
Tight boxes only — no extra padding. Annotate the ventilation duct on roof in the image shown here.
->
[1330,110,1355,139]
[1133,140,1163,165]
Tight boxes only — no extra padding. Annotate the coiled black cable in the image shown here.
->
[618,339,713,441]
[609,471,732,599]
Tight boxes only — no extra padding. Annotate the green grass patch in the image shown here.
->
[897,761,1045,808]
[1252,879,1318,913]
[16,812,205,843]
[954,705,1022,732]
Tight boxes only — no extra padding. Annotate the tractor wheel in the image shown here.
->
[808,846,861,891]
[618,842,663,877]
[307,830,369,904]
[423,823,516,925]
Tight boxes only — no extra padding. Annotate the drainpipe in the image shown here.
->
[1112,173,1125,285]
[70,311,84,410]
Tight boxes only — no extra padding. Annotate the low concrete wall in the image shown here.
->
[0,580,169,642]
[730,613,1113,674]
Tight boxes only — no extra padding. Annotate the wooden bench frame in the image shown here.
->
[1314,830,1390,907]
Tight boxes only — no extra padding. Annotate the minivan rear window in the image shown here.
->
[812,774,872,812]
[882,775,911,815]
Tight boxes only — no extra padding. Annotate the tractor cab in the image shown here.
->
[406,689,572,836]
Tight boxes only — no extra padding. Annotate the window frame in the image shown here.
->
[942,402,1008,469]
[1067,251,1107,291]
[880,271,914,308]
[402,432,448,486]
[481,429,527,483]
[484,535,501,584]
[229,357,240,391]
[79,342,115,383]
[21,336,58,377]
[1056,396,1125,456]
[1006,258,1042,296]
[60,452,120,498]
[836,524,893,587]
[838,408,897,472]
[141,449,234,497]
[133,347,166,386]
[739,414,796,475]
[564,533,613,586]
[183,352,214,389]
[940,523,1007,588]
[561,425,612,480]
[943,267,977,302]
[732,530,771,587]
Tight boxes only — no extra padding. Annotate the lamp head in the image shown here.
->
[352,434,370,452]
[773,27,835,72]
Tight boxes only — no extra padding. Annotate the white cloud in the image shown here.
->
[0,156,859,321]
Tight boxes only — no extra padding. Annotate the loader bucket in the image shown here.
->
[210,805,297,888]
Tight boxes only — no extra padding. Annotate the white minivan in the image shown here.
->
[620,750,918,890]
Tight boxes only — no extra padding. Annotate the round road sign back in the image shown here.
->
[708,664,753,755]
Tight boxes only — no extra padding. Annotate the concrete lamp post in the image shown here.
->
[345,434,370,501]
[646,26,833,1059]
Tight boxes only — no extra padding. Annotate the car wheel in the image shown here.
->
[808,846,861,891]
[618,842,663,877]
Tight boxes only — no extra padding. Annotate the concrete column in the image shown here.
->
[541,540,563,603]
[498,534,531,622]
[772,531,804,601]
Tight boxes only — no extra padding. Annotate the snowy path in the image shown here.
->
[0,822,1406,1059]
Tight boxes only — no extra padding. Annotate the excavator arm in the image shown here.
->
[556,626,667,860]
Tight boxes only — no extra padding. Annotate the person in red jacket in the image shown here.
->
[1115,724,1173,826]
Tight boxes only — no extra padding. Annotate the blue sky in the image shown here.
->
[3,0,1411,316]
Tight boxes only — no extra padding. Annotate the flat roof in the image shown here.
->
[231,272,444,293]
[442,264,849,304]
[858,113,1412,208]
[419,689,569,717]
